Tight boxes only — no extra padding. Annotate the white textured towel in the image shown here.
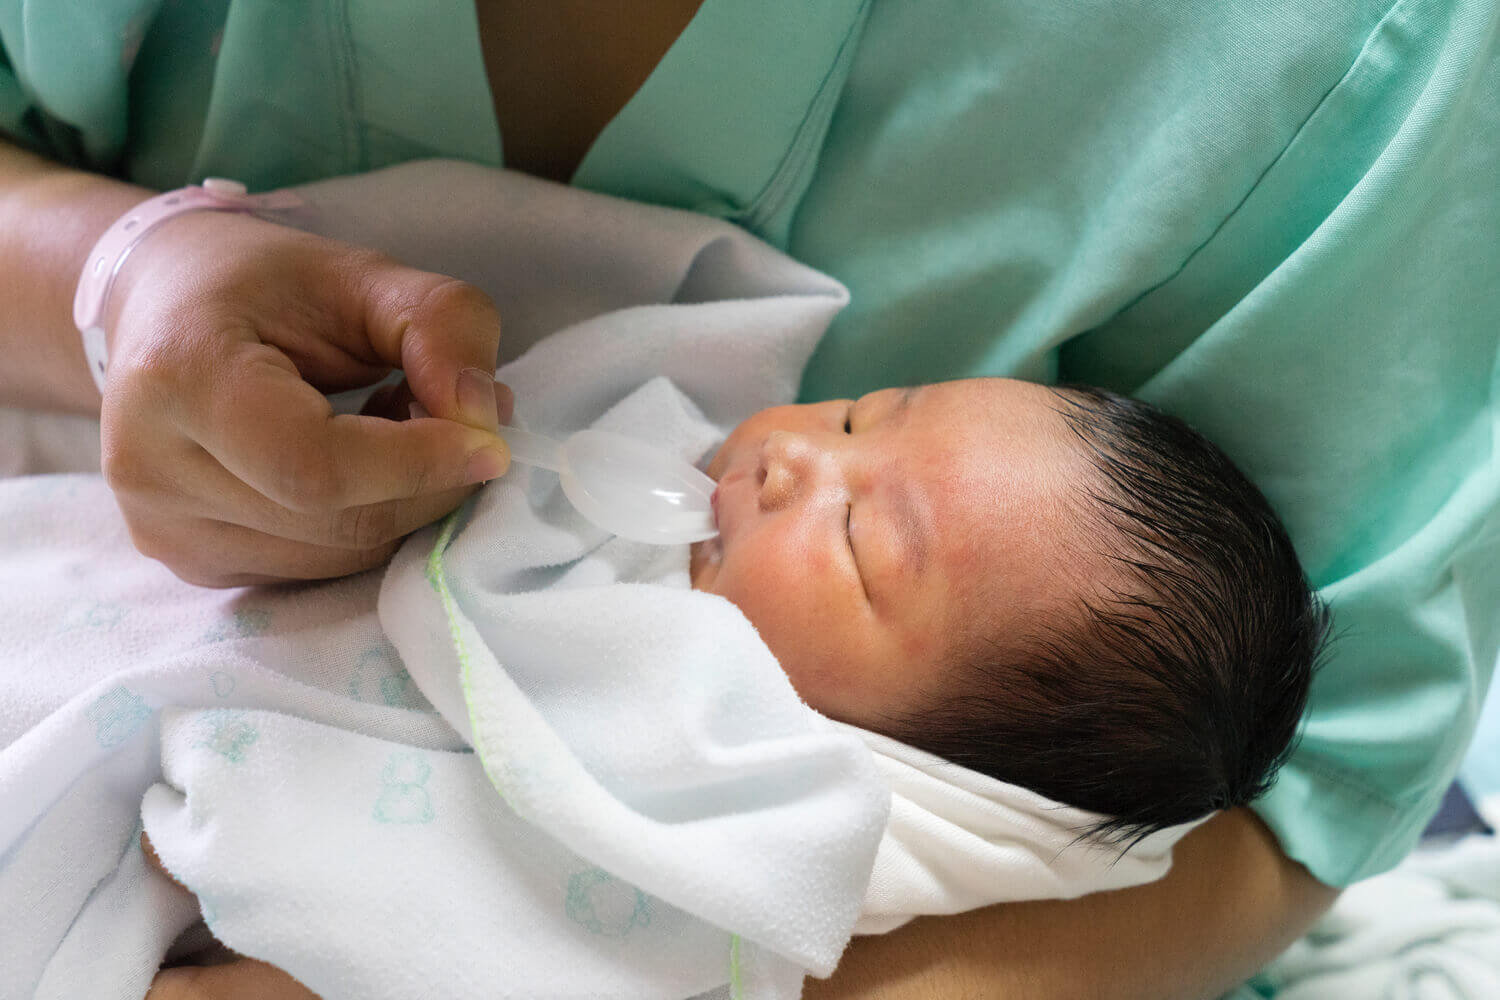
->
[0,163,1192,1000]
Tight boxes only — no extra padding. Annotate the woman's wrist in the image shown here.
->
[0,140,153,414]
[79,180,293,392]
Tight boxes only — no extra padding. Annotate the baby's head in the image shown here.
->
[690,378,1329,841]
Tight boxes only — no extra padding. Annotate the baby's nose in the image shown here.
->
[758,431,834,511]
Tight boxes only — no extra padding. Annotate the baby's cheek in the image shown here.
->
[899,625,943,665]
[777,655,851,717]
[704,444,730,481]
[771,626,892,724]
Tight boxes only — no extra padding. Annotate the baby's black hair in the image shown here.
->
[886,384,1330,845]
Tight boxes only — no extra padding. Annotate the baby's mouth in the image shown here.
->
[689,487,725,588]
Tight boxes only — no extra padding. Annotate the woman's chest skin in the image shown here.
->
[474,0,704,183]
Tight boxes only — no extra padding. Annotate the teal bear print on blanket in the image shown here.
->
[59,600,128,635]
[198,608,272,645]
[373,751,435,824]
[379,671,419,707]
[232,609,271,637]
[192,710,260,763]
[349,648,429,710]
[87,685,150,747]
[565,869,653,938]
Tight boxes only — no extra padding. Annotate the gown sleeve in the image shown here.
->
[0,0,168,170]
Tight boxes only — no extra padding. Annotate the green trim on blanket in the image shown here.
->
[425,508,514,810]
[729,933,744,998]
[424,509,742,987]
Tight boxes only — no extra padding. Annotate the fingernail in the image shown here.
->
[464,446,509,484]
[457,368,500,431]
[494,381,516,427]
[408,401,431,420]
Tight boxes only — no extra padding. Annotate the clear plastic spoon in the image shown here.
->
[496,424,718,545]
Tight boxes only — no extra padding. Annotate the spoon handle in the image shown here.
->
[496,424,564,473]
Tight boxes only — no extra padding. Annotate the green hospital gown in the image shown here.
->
[3,0,1497,892]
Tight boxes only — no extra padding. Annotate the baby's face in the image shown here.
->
[691,378,1094,730]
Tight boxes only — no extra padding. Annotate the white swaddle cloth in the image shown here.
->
[0,162,1195,1000]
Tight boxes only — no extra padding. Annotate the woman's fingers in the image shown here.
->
[350,260,507,431]
[108,347,512,584]
[120,473,477,570]
[188,354,510,513]
[133,444,479,553]
[358,374,515,427]
[123,512,420,588]
[170,372,512,550]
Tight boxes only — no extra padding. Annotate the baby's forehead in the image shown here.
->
[891,379,1092,482]
[881,377,1102,630]
[897,378,1073,433]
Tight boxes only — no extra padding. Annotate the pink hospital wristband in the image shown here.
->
[72,178,303,394]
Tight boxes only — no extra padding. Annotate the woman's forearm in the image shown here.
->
[809,807,1338,1000]
[0,137,151,414]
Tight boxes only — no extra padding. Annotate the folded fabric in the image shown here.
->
[0,162,1194,1000]
[847,726,1203,934]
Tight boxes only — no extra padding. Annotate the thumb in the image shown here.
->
[361,376,515,428]
[355,262,505,431]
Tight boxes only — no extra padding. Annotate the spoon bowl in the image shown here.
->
[497,425,717,545]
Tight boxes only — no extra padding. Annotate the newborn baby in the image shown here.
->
[117,376,1319,995]
[691,377,1330,840]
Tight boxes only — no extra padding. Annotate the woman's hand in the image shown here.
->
[148,959,323,1000]
[100,210,514,586]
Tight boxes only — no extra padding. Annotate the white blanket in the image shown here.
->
[0,163,1188,1000]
